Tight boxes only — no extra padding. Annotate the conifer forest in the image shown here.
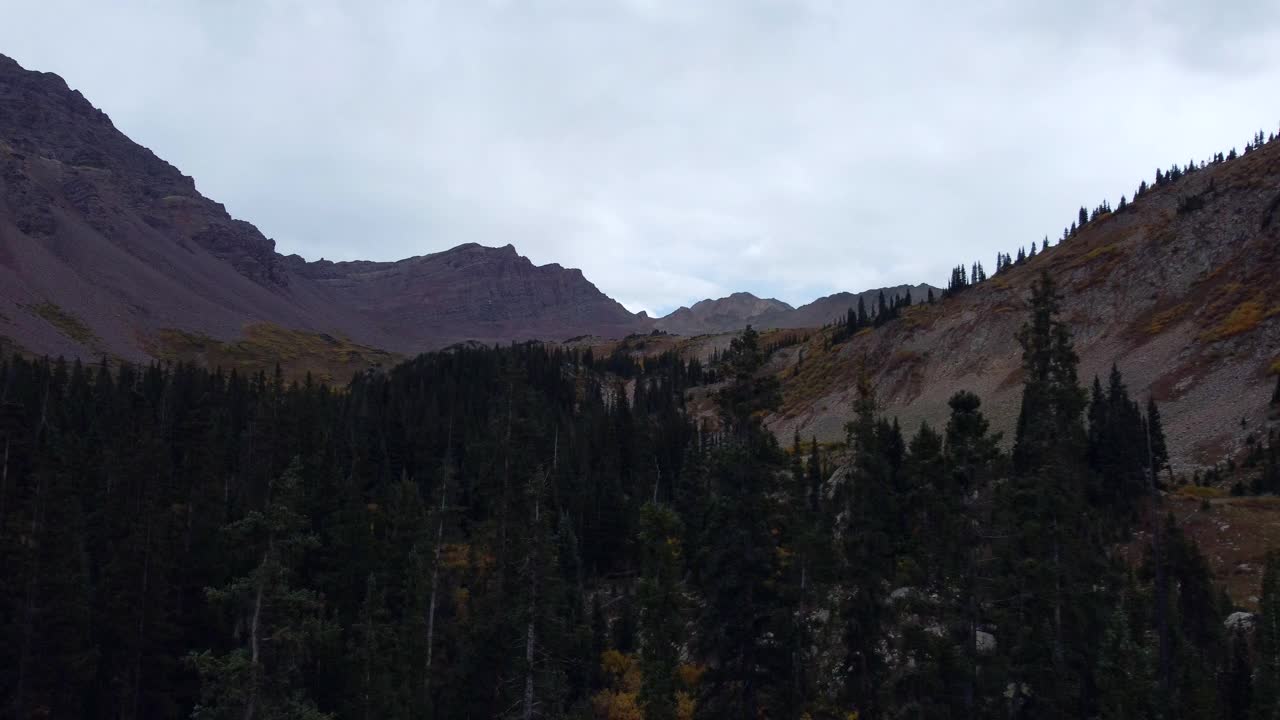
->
[3,272,1279,720]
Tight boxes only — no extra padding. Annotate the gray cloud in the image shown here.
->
[5,0,1279,315]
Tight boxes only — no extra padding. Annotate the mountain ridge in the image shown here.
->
[0,53,942,363]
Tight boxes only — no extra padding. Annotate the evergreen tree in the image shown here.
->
[695,326,791,718]
[998,271,1106,719]
[839,374,897,716]
[189,459,335,720]
[1222,627,1252,720]
[1148,397,1170,483]
[1095,603,1154,720]
[1255,550,1280,718]
[637,503,683,720]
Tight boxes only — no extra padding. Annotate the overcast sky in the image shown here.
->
[4,1,1280,316]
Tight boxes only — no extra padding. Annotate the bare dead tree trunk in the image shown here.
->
[1052,513,1064,673]
[1145,406,1171,697]
[424,469,448,704]
[244,544,269,720]
[499,385,513,564]
[130,501,154,720]
[964,546,978,713]
[522,476,542,720]
[0,435,9,526]
[13,467,46,720]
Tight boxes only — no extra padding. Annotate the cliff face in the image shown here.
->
[0,54,649,360]
[770,140,1280,469]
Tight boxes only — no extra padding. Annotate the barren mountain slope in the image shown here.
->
[0,54,649,361]
[769,141,1280,469]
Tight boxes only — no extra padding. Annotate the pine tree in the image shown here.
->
[839,374,896,716]
[1095,603,1154,720]
[189,459,335,720]
[1255,550,1280,717]
[637,503,683,720]
[1147,397,1170,484]
[695,326,790,717]
[1222,626,1252,720]
[998,270,1105,718]
[943,390,1001,714]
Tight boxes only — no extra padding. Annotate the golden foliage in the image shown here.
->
[600,650,640,687]
[677,692,696,720]
[677,663,706,689]
[440,543,472,570]
[1201,300,1265,342]
[1083,243,1121,261]
[1176,485,1225,500]
[593,651,642,720]
[593,690,642,720]
[452,588,470,623]
[1146,303,1190,335]
[148,323,399,384]
[27,302,97,346]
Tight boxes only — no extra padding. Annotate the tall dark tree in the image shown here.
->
[695,326,791,718]
[1255,550,1280,718]
[189,459,335,720]
[839,374,896,717]
[637,503,683,720]
[998,271,1108,719]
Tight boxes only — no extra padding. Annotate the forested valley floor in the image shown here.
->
[3,271,1280,720]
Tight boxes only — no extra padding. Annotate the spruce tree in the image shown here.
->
[1255,550,1280,717]
[839,374,896,716]
[1147,397,1170,483]
[695,326,790,717]
[189,459,335,720]
[637,503,683,720]
[998,270,1105,718]
[1095,603,1154,720]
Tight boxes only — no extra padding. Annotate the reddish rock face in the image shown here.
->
[0,53,649,360]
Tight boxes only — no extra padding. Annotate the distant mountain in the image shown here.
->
[653,292,793,335]
[0,54,649,362]
[652,284,940,335]
[757,285,939,329]
[282,243,645,348]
